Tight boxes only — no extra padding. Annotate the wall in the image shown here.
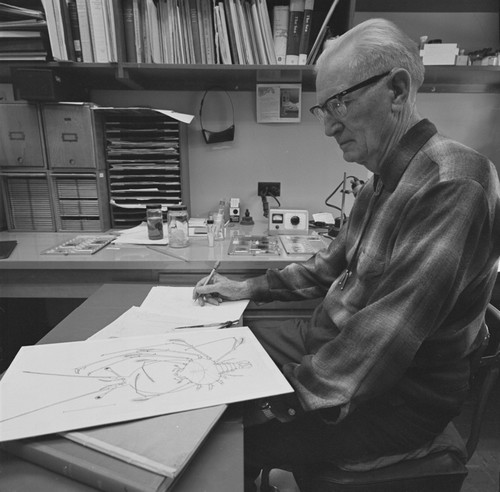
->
[91,86,500,221]
[2,6,500,224]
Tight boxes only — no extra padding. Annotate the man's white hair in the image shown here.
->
[315,18,425,98]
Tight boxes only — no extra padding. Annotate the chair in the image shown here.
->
[260,303,500,492]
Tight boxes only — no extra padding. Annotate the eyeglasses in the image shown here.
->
[310,71,392,121]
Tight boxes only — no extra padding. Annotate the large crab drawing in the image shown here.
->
[58,336,253,401]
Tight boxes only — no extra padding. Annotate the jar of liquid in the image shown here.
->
[146,205,164,240]
[167,204,189,248]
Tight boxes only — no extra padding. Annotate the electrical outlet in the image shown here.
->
[258,181,281,197]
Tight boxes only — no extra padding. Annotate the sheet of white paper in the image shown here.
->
[113,222,168,245]
[0,327,292,441]
[312,212,335,224]
[140,286,249,324]
[88,306,206,340]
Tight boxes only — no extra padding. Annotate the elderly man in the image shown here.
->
[194,18,500,490]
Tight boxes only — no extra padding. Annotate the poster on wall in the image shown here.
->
[256,84,302,123]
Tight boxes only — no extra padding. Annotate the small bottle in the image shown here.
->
[146,205,164,240]
[214,199,226,241]
[206,216,215,247]
[167,204,189,248]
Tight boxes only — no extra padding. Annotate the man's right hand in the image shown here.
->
[192,273,251,306]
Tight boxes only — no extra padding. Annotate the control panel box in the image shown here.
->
[268,209,309,235]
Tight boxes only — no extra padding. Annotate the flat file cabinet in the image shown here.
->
[0,103,45,169]
[0,102,110,232]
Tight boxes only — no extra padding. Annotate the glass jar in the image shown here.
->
[146,205,164,240]
[167,204,189,248]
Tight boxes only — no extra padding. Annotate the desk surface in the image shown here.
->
[0,283,244,492]
[0,227,322,298]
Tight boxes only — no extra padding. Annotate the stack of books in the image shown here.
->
[3,406,228,492]
[0,2,49,61]
[38,0,340,65]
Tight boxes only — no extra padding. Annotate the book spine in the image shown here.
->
[222,0,239,64]
[104,0,117,62]
[67,0,83,61]
[2,439,153,492]
[188,0,202,63]
[200,0,214,64]
[111,0,127,62]
[214,3,231,64]
[250,0,267,64]
[60,0,76,60]
[75,0,93,61]
[244,0,260,64]
[234,0,253,64]
[131,0,143,62]
[86,0,110,62]
[272,5,288,65]
[122,0,137,62]
[41,0,68,60]
[196,0,207,63]
[285,0,304,65]
[298,0,313,65]
[256,0,276,64]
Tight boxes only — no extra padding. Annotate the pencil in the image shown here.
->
[195,259,221,304]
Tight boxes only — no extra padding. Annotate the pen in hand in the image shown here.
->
[196,259,221,304]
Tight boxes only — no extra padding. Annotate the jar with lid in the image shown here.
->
[146,205,164,240]
[167,204,189,248]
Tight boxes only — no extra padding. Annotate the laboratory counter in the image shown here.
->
[0,226,326,299]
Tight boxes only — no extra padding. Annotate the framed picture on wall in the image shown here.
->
[256,84,302,123]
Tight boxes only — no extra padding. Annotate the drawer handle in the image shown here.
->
[9,131,25,141]
[62,133,78,142]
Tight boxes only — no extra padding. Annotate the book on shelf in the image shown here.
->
[272,4,288,65]
[59,0,76,60]
[75,0,94,62]
[122,0,137,62]
[111,0,127,63]
[42,0,68,60]
[31,0,341,67]
[298,0,313,65]
[256,0,276,64]
[66,0,83,61]
[86,0,110,61]
[187,0,202,64]
[214,2,232,64]
[285,0,305,65]
[200,0,215,64]
[306,0,340,65]
[2,405,226,492]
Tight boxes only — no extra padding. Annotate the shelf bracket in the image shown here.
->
[115,65,143,90]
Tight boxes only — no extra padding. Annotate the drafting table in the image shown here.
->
[0,283,244,492]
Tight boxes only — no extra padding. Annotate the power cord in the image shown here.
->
[259,187,281,218]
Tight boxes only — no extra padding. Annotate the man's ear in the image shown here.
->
[389,69,411,108]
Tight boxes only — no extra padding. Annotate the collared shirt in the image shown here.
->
[249,119,500,422]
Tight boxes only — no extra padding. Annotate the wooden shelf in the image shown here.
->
[1,62,500,93]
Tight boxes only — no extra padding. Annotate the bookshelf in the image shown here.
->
[1,2,499,93]
[2,62,500,93]
[0,0,355,93]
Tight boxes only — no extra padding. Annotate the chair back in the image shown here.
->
[467,303,500,458]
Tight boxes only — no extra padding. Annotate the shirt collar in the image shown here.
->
[377,119,437,192]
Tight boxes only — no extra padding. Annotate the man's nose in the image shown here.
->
[323,113,343,137]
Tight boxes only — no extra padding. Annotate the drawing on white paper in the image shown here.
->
[20,337,252,410]
[0,327,293,442]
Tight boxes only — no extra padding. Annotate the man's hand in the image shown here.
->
[192,273,252,306]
